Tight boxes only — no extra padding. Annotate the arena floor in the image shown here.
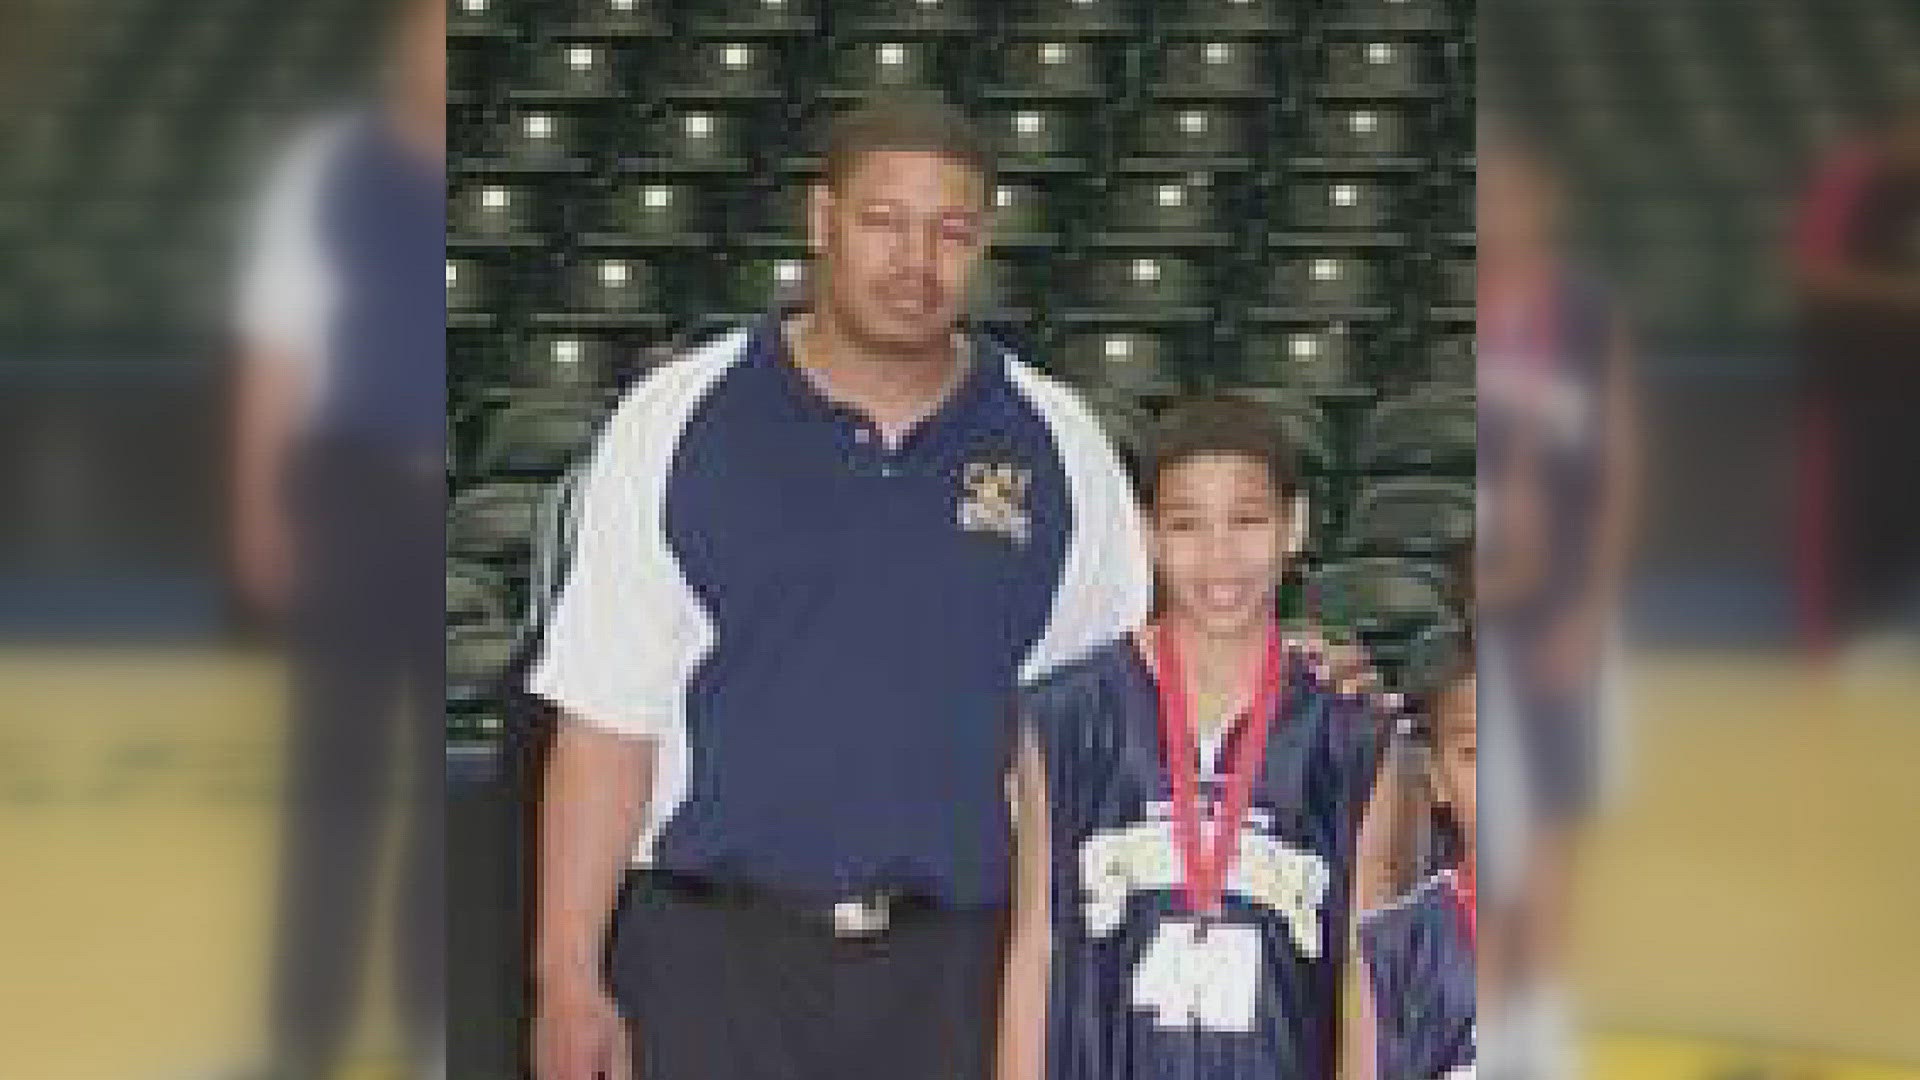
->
[0,649,1915,1080]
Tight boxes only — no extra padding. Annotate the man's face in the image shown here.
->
[1150,454,1296,640]
[809,150,987,353]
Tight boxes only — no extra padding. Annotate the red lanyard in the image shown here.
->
[1153,621,1284,920]
[1452,862,1476,948]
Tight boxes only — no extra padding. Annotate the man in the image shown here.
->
[230,0,445,1075]
[1794,103,1920,648]
[527,97,1153,1080]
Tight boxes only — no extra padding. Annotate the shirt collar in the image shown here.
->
[750,307,1005,432]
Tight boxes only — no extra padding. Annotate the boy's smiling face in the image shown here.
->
[1150,452,1299,640]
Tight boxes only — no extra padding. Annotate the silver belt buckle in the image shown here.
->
[831,896,890,939]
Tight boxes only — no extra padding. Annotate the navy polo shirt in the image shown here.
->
[529,314,1152,906]
[315,115,446,455]
[237,109,445,457]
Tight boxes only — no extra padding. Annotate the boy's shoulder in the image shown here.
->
[1019,636,1141,715]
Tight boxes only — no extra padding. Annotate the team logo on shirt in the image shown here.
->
[957,457,1033,545]
[1078,806,1331,957]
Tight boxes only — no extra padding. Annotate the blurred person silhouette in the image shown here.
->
[1794,101,1920,653]
[1477,119,1640,1080]
[229,0,445,1076]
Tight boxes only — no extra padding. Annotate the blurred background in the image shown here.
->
[2,0,1917,1077]
[1480,1,1920,1079]
[0,0,439,1078]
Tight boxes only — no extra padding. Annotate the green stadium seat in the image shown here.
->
[451,181,548,246]
[488,108,589,168]
[682,0,817,37]
[989,181,1064,250]
[449,560,515,628]
[550,0,669,38]
[1356,388,1474,473]
[1239,326,1371,398]
[619,107,756,172]
[712,255,812,320]
[583,181,710,247]
[450,0,518,38]
[1005,0,1136,37]
[1116,106,1256,172]
[1156,0,1293,36]
[1278,176,1400,232]
[1060,255,1211,323]
[1259,251,1392,316]
[1343,477,1474,559]
[1099,173,1235,243]
[1318,38,1434,98]
[447,257,498,327]
[980,106,1091,174]
[1074,386,1157,486]
[448,622,521,707]
[1055,330,1185,395]
[1150,39,1279,100]
[449,481,549,561]
[834,0,979,37]
[659,40,786,102]
[823,39,953,100]
[1216,387,1339,475]
[967,257,1043,326]
[982,39,1112,102]
[1302,104,1420,161]
[534,257,673,328]
[1403,330,1473,393]
[1324,0,1450,35]
[1302,557,1451,669]
[1433,253,1473,313]
[513,333,623,391]
[513,40,622,99]
[475,395,611,476]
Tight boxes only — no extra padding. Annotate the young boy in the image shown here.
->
[999,396,1401,1080]
[1360,647,1477,1080]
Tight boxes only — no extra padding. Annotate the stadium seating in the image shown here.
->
[436,0,1480,737]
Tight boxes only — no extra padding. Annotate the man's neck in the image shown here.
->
[790,312,968,443]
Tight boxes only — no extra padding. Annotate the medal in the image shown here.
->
[1154,618,1285,921]
[1127,620,1285,1032]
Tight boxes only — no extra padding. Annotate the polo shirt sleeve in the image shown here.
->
[234,118,344,369]
[1010,365,1154,684]
[525,351,728,738]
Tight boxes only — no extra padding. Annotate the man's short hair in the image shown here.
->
[820,94,997,193]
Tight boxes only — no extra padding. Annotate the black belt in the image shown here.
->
[636,870,947,940]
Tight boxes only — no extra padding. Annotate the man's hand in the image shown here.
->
[1284,628,1396,704]
[532,979,633,1080]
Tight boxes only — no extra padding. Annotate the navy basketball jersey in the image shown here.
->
[1025,637,1392,1080]
[1361,871,1476,1080]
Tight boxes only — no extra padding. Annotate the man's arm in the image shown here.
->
[996,726,1051,1080]
[530,719,655,1080]
[232,348,306,617]
[534,721,656,991]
